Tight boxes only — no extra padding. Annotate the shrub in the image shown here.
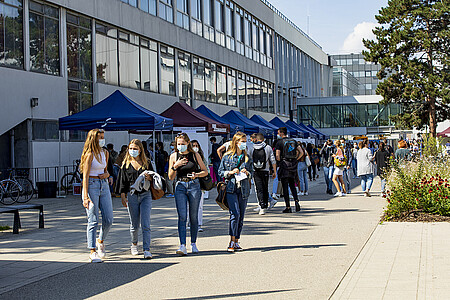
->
[384,157,450,220]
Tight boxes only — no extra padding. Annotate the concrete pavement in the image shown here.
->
[2,175,440,299]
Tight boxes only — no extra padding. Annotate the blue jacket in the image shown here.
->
[218,153,253,199]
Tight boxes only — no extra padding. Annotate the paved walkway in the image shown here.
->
[2,174,446,299]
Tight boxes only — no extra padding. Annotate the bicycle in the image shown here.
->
[0,171,21,205]
[61,160,82,193]
[8,168,35,203]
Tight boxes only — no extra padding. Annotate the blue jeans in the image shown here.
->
[380,177,386,193]
[323,166,335,191]
[175,179,201,245]
[127,191,152,251]
[342,168,351,192]
[360,174,374,192]
[272,171,279,195]
[298,161,308,192]
[227,189,248,239]
[86,178,113,249]
[351,159,357,177]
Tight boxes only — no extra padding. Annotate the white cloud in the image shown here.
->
[340,22,377,53]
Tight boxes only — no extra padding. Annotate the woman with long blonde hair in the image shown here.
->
[332,140,347,197]
[168,133,208,256]
[80,129,113,263]
[116,139,154,259]
[218,132,253,252]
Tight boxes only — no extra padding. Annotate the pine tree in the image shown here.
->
[363,0,450,137]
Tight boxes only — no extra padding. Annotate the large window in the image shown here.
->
[190,0,202,36]
[246,76,254,109]
[0,0,23,68]
[159,0,173,23]
[268,83,274,113]
[140,38,158,92]
[235,7,244,55]
[237,72,245,109]
[244,13,252,59]
[96,24,118,85]
[193,56,205,100]
[160,45,175,95]
[176,0,189,30]
[178,51,191,102]
[67,13,92,81]
[214,0,224,46]
[119,32,140,89]
[225,1,234,51]
[252,18,259,62]
[121,0,137,7]
[266,29,273,68]
[140,0,157,15]
[261,81,268,112]
[203,0,214,42]
[205,61,216,102]
[216,64,226,104]
[29,1,59,75]
[227,68,236,107]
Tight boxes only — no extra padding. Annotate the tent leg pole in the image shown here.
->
[153,130,156,161]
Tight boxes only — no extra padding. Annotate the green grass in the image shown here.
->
[0,225,11,231]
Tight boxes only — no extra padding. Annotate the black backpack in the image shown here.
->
[253,147,267,171]
[283,139,298,161]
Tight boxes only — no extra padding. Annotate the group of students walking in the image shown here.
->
[80,129,255,262]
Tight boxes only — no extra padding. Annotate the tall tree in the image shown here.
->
[363,0,450,137]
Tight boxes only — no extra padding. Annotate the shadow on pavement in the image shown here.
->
[0,261,176,300]
[166,288,302,299]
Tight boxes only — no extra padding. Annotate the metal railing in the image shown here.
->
[259,0,322,49]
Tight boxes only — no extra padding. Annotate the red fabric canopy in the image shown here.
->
[437,126,450,137]
[161,101,230,134]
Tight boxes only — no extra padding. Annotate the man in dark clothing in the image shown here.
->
[209,137,221,182]
[275,127,301,213]
[320,139,336,195]
[340,138,352,194]
[155,141,168,177]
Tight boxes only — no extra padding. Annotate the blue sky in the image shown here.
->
[268,0,388,54]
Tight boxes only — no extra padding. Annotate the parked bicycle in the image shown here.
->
[0,172,21,205]
[9,169,35,203]
[61,160,82,193]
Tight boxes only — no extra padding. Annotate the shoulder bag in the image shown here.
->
[215,155,245,210]
[193,152,214,191]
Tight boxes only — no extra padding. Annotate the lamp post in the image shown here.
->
[288,86,302,121]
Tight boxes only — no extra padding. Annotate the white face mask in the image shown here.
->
[277,134,282,139]
[239,142,247,150]
[178,144,188,152]
[99,139,106,148]
[129,149,139,158]
[193,147,199,153]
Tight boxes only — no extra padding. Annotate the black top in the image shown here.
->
[176,152,198,179]
[210,143,220,163]
[375,149,390,177]
[115,160,153,195]
[274,138,286,160]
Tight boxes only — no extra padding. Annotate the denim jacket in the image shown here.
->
[218,153,253,200]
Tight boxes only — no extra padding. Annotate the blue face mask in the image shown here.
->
[177,144,188,152]
[129,149,139,158]
[277,135,282,139]
[239,142,247,150]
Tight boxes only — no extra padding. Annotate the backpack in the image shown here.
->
[282,139,298,161]
[253,147,267,171]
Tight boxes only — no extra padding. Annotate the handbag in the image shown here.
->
[305,155,312,167]
[215,181,229,210]
[150,179,165,200]
[192,153,214,191]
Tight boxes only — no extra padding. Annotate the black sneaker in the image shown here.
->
[282,207,292,213]
[295,201,301,212]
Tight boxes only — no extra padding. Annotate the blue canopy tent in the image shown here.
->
[222,110,272,135]
[59,90,173,131]
[297,122,320,138]
[285,120,313,138]
[250,115,278,136]
[196,105,244,134]
[306,124,327,140]
[269,117,302,138]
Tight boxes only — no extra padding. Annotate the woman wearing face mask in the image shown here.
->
[80,129,113,263]
[168,133,209,256]
[116,139,154,259]
[218,132,253,252]
[191,140,207,232]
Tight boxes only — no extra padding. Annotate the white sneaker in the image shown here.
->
[96,239,106,258]
[289,194,294,199]
[144,250,152,259]
[198,226,204,232]
[342,193,347,196]
[259,208,266,215]
[269,199,278,209]
[253,206,261,212]
[304,192,309,196]
[176,244,188,256]
[191,243,199,253]
[299,191,305,196]
[131,244,139,256]
[334,191,343,197]
[89,252,102,263]
[272,193,279,200]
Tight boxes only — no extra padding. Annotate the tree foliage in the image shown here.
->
[363,0,450,136]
